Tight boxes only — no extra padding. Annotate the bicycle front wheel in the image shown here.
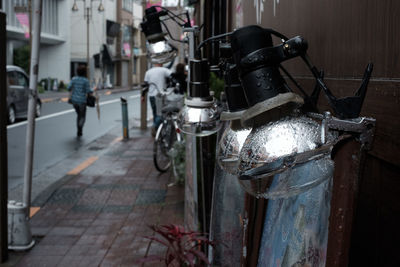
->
[153,122,173,172]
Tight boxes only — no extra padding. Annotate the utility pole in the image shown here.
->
[72,0,104,83]
[86,6,90,82]
[22,0,43,217]
[0,0,9,261]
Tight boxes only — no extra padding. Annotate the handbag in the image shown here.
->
[68,84,73,104]
[86,93,96,107]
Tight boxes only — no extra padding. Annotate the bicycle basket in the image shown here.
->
[165,93,184,109]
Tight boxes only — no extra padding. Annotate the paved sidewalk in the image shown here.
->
[3,128,184,267]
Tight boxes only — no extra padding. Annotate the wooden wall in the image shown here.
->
[237,0,400,265]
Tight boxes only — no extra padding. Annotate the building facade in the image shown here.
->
[3,0,145,88]
[3,0,71,85]
[70,0,117,87]
[70,0,145,88]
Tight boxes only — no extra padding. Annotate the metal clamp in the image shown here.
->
[310,112,376,150]
[239,142,333,181]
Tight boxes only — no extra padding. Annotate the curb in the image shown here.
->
[40,86,141,104]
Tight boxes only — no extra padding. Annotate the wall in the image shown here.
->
[115,0,133,87]
[70,1,111,57]
[132,2,144,84]
[4,0,70,83]
[238,0,400,265]
[39,0,70,83]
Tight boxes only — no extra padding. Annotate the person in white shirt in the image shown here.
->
[144,63,172,134]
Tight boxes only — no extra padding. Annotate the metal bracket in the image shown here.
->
[310,112,376,150]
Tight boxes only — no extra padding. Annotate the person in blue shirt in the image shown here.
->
[68,65,95,137]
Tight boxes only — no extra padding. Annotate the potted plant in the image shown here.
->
[140,224,216,266]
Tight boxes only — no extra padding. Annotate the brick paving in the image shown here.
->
[4,134,184,267]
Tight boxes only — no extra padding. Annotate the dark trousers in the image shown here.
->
[149,96,161,129]
[73,103,87,135]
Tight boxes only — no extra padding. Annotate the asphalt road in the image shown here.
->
[7,90,143,191]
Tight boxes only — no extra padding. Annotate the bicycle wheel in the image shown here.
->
[153,122,175,172]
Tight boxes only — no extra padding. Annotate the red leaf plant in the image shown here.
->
[139,224,216,267]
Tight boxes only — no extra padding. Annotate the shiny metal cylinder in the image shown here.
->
[217,119,251,175]
[238,112,333,198]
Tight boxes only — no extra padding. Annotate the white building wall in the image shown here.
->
[133,2,143,29]
[132,2,144,85]
[70,0,117,83]
[69,1,117,58]
[39,0,71,83]
[4,0,70,84]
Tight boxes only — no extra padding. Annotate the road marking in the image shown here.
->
[30,207,40,218]
[7,94,140,129]
[67,156,99,175]
[110,136,123,145]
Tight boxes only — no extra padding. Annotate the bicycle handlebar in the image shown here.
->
[141,81,178,96]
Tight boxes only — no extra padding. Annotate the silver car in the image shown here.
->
[6,65,41,124]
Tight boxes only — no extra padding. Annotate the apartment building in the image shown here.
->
[3,0,70,84]
[4,0,145,88]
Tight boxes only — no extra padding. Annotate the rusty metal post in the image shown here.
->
[140,87,148,130]
[326,138,364,267]
[121,97,129,139]
[0,8,8,263]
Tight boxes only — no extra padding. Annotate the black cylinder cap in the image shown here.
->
[141,8,163,42]
[240,67,288,106]
[231,25,273,59]
[189,59,210,98]
[231,25,289,107]
[224,65,248,112]
[190,59,209,83]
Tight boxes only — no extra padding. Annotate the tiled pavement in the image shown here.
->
[4,134,184,267]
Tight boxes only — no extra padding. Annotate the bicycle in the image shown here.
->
[142,81,184,178]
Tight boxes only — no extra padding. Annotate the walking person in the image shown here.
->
[68,65,95,137]
[144,63,172,136]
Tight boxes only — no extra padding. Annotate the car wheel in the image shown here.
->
[8,105,16,124]
[36,101,41,117]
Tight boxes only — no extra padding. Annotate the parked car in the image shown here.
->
[6,65,41,124]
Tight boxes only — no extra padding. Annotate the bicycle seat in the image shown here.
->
[162,106,180,114]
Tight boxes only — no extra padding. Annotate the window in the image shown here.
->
[7,72,18,86]
[16,72,28,87]
[122,0,133,12]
